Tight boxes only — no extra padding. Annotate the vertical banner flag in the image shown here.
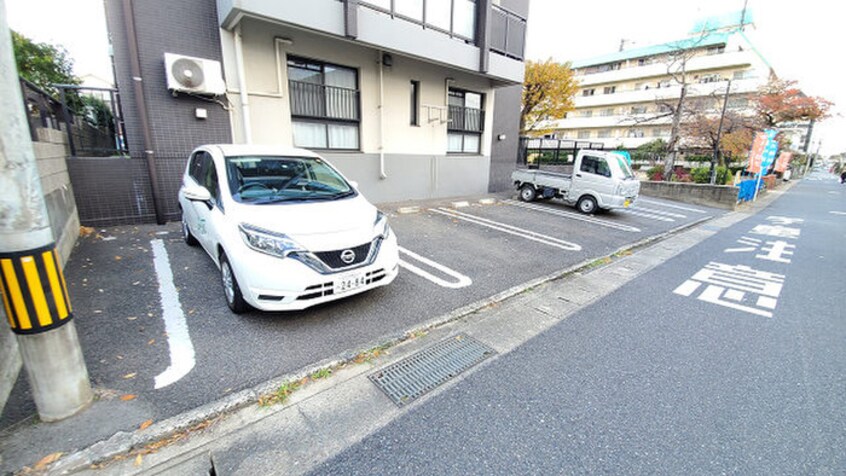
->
[774,151,793,173]
[747,132,767,173]
[760,129,779,175]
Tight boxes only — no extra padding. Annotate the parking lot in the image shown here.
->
[1,194,722,430]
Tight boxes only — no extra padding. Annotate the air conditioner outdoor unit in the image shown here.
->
[164,53,226,96]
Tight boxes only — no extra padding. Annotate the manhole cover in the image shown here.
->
[369,334,496,407]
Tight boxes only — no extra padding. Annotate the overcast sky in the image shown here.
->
[5,0,844,154]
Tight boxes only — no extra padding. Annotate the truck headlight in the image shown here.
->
[239,223,304,259]
[374,211,392,239]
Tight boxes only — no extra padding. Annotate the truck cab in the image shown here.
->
[511,150,640,214]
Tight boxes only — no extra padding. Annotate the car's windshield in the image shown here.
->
[225,155,354,204]
[614,156,635,180]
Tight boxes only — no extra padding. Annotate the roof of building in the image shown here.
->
[571,10,754,69]
[571,31,732,69]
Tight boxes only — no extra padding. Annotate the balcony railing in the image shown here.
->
[289,80,359,121]
[448,106,484,132]
[490,6,526,60]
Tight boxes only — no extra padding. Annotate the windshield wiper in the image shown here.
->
[330,190,355,200]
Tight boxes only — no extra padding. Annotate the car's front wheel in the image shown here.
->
[220,252,249,314]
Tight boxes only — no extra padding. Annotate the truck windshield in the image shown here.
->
[614,156,635,179]
[225,155,354,204]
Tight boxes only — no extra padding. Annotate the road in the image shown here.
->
[0,194,717,448]
[316,175,846,474]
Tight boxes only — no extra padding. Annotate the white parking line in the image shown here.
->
[398,247,472,289]
[431,208,582,251]
[637,199,708,214]
[830,211,846,216]
[502,199,641,233]
[628,206,687,218]
[618,209,675,222]
[151,239,195,390]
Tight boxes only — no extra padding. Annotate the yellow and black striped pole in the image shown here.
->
[1,244,73,335]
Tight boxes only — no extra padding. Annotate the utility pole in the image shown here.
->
[0,0,92,421]
[710,79,732,184]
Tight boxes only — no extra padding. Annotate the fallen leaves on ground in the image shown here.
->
[34,452,63,470]
[123,373,137,379]
[138,419,153,430]
[134,454,143,467]
[120,394,137,401]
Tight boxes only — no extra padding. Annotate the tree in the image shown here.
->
[681,107,757,165]
[623,31,712,180]
[520,59,578,135]
[11,30,79,97]
[754,78,832,127]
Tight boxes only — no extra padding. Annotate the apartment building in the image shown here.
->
[105,0,528,210]
[550,13,774,149]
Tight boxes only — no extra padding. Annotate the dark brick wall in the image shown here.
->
[68,156,187,226]
[489,84,521,192]
[105,0,232,158]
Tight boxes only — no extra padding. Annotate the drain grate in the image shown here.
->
[369,334,496,406]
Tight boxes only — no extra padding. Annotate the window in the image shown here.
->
[490,5,526,60]
[631,106,648,115]
[707,45,726,55]
[362,0,480,42]
[600,108,615,117]
[447,88,484,154]
[603,86,616,94]
[225,155,354,204]
[288,56,359,150]
[597,129,612,138]
[395,0,423,21]
[627,129,645,138]
[577,130,592,139]
[582,89,595,97]
[580,155,611,177]
[189,151,221,207]
[410,80,420,126]
[579,110,593,118]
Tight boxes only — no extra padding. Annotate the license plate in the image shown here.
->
[333,273,366,293]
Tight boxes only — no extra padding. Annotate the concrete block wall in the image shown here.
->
[638,181,739,210]
[1,129,79,417]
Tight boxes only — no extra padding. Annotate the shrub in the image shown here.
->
[646,165,664,181]
[690,166,733,184]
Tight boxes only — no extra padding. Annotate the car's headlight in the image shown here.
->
[374,210,391,239]
[239,223,304,259]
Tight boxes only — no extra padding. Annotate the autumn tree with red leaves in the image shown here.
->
[754,78,832,127]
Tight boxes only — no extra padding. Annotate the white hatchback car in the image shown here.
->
[178,144,399,313]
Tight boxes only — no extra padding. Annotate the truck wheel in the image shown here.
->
[519,184,537,202]
[577,195,598,214]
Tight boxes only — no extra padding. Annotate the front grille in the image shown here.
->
[313,242,371,269]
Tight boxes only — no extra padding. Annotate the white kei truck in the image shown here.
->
[511,150,640,214]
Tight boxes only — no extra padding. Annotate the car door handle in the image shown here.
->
[575,173,582,178]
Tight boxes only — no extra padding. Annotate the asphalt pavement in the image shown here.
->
[0,192,720,473]
[314,174,845,475]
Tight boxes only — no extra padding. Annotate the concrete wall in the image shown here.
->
[222,17,497,202]
[1,127,79,416]
[639,181,738,210]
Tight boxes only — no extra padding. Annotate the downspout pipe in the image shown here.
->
[234,24,252,144]
[122,0,166,224]
[378,51,387,179]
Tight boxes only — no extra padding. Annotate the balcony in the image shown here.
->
[448,106,485,132]
[575,77,766,108]
[576,50,757,87]
[216,0,525,84]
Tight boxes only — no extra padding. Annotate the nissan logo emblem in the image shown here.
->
[340,249,356,264]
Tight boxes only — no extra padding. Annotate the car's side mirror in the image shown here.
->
[184,183,212,202]
[349,180,359,189]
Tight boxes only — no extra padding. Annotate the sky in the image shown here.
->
[4,0,844,154]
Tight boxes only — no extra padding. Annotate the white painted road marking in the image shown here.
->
[502,199,641,233]
[431,208,582,251]
[829,211,846,216]
[637,199,708,214]
[398,247,472,289]
[151,239,195,389]
[674,262,785,318]
[628,206,687,219]
[619,209,675,222]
